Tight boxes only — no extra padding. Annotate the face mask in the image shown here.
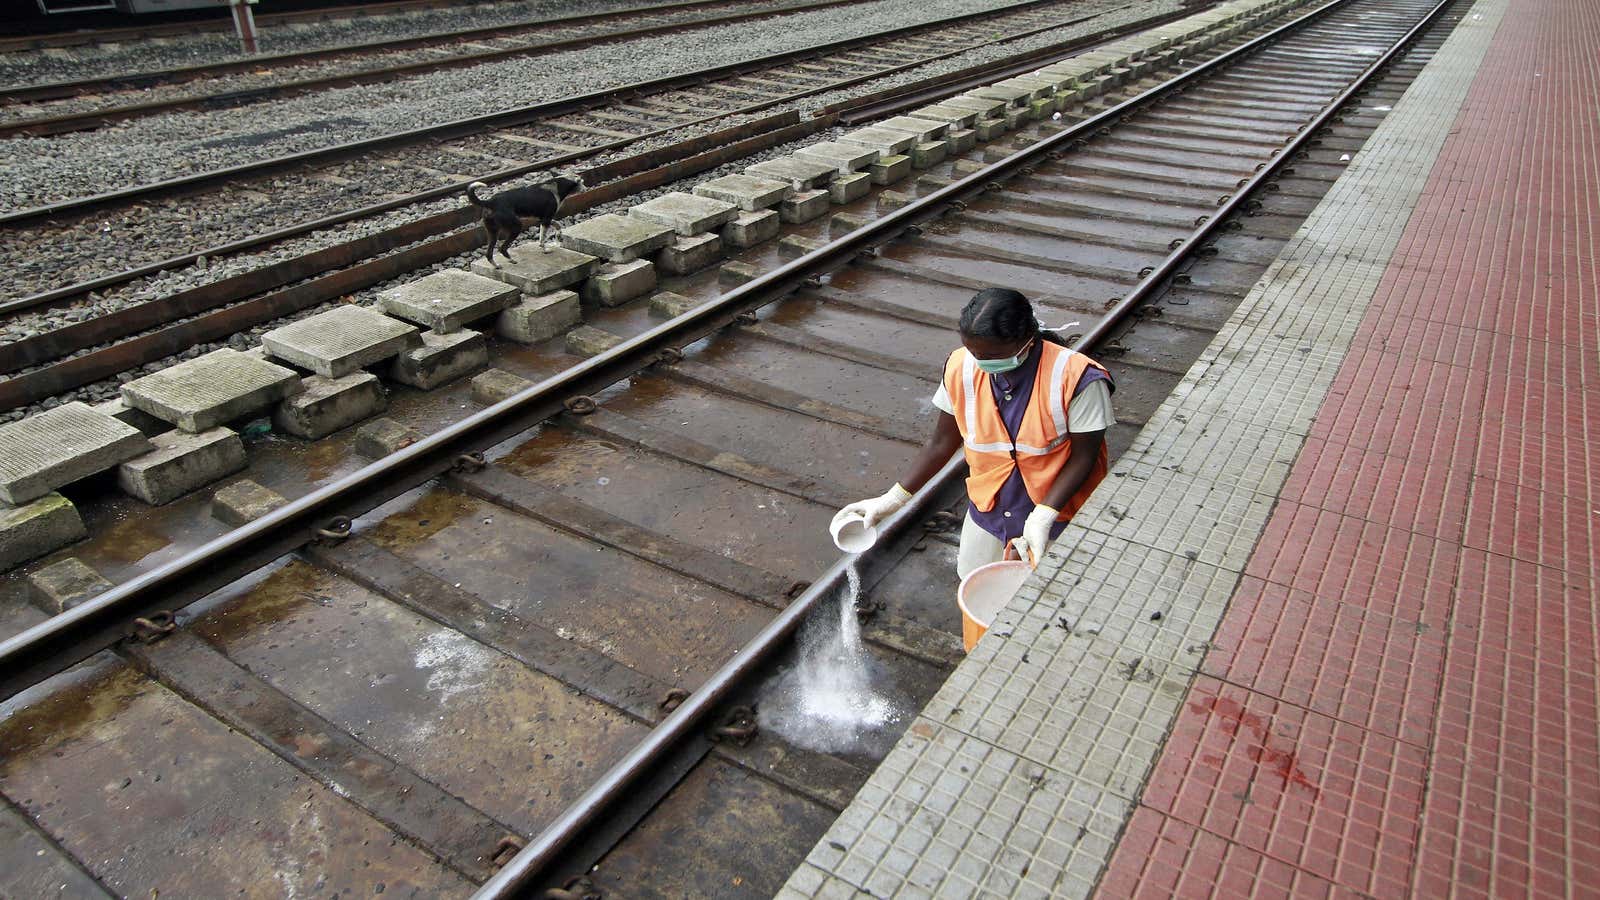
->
[974,338,1034,374]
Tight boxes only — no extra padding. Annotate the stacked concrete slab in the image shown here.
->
[860,116,956,170]
[469,244,592,343]
[118,427,247,505]
[379,269,518,335]
[255,306,422,442]
[122,348,301,433]
[378,269,514,390]
[0,403,150,569]
[898,0,1310,139]
[262,306,420,378]
[834,128,917,187]
[273,372,390,440]
[558,213,675,306]
[743,156,839,226]
[111,349,306,506]
[0,403,150,506]
[693,174,790,249]
[794,144,874,205]
[628,192,738,279]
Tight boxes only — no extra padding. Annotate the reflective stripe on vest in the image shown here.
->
[956,348,1075,456]
[943,342,1111,517]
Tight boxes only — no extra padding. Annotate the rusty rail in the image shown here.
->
[0,0,1066,228]
[0,0,861,133]
[0,0,504,52]
[0,113,827,411]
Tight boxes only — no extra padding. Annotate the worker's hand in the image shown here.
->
[1017,504,1059,567]
[833,484,913,530]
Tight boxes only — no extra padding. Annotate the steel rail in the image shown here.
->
[0,0,805,102]
[473,0,1459,891]
[815,2,1201,123]
[0,0,1064,228]
[0,0,861,127]
[0,113,826,411]
[0,0,501,52]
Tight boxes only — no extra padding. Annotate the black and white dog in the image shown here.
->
[466,174,585,266]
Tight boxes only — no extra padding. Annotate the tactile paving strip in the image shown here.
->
[779,719,1130,899]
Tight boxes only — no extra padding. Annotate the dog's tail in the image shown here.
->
[466,181,491,209]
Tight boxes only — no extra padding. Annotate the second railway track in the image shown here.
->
[0,0,869,134]
[0,0,1465,894]
[0,0,1193,411]
[0,0,1165,315]
[0,0,575,53]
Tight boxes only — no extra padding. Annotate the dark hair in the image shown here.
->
[959,288,1064,344]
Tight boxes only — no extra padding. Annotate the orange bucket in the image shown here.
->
[956,560,1032,651]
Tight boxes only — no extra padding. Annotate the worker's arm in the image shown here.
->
[897,411,963,493]
[1041,429,1105,510]
[1018,429,1105,565]
[833,412,961,529]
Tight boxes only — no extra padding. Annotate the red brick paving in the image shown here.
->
[1099,808,1364,899]
[1097,0,1600,894]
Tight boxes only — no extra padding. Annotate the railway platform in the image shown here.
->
[783,0,1598,894]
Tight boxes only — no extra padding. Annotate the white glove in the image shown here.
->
[833,484,913,531]
[1016,504,1059,567]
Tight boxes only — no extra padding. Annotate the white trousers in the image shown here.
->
[956,512,1009,579]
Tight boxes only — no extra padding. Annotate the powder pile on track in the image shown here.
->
[758,565,905,756]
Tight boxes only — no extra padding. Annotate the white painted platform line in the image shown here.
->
[777,0,1510,895]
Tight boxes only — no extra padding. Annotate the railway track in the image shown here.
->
[0,0,865,135]
[0,0,1098,227]
[0,0,525,53]
[0,0,1464,894]
[0,0,1189,407]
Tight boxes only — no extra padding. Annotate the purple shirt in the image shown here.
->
[967,342,1110,543]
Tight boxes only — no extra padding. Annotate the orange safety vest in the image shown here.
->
[942,341,1111,522]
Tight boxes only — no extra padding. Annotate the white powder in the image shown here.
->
[758,564,906,756]
[412,629,494,704]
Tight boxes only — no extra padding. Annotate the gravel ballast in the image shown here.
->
[0,0,827,127]
[0,0,648,89]
[0,0,1118,304]
[0,0,1058,213]
[0,0,1186,424]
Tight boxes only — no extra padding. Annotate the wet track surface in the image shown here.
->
[0,0,1465,893]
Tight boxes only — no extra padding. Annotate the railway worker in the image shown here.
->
[833,287,1114,577]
